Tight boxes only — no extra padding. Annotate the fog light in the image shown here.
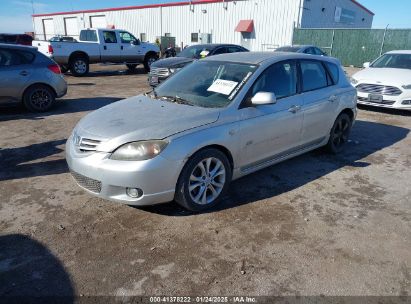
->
[126,188,143,198]
[402,100,411,105]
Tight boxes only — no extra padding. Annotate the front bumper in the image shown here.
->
[65,136,183,206]
[356,90,411,111]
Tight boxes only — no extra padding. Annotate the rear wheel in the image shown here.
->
[175,148,232,212]
[143,54,158,72]
[70,56,89,77]
[23,84,55,112]
[326,113,352,154]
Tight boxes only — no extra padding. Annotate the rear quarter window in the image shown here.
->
[80,30,98,42]
[325,62,340,84]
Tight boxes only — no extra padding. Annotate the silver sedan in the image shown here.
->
[66,52,356,211]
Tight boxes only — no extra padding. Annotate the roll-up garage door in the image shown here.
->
[42,19,54,40]
[64,17,79,38]
[89,15,107,29]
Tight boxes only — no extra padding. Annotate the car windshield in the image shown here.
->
[371,53,411,69]
[177,45,213,59]
[153,61,258,108]
[275,46,301,52]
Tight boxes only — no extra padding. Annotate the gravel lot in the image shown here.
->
[0,64,410,298]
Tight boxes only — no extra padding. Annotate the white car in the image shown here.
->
[351,50,411,111]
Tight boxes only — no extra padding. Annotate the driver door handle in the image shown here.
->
[20,71,29,76]
[288,105,301,114]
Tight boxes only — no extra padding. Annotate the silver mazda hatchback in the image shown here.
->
[66,52,356,211]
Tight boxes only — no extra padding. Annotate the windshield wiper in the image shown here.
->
[159,95,194,106]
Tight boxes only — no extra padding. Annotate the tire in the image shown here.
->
[23,84,56,112]
[326,113,352,154]
[60,64,69,73]
[70,56,89,77]
[175,148,232,212]
[143,53,158,72]
[126,64,137,72]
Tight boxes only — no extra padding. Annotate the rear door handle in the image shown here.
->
[288,105,301,114]
[329,95,338,102]
[121,45,123,50]
[103,45,107,50]
[20,71,29,76]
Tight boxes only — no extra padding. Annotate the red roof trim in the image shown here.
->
[32,0,232,17]
[350,0,374,16]
[32,0,374,18]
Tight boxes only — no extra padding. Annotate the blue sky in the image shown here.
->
[0,0,410,33]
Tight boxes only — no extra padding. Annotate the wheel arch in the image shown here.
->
[69,51,89,63]
[187,144,234,171]
[21,82,57,101]
[144,51,159,61]
[339,108,355,122]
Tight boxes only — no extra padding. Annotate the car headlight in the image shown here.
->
[402,84,411,90]
[110,140,168,161]
[350,77,358,85]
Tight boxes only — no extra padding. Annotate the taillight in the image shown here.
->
[48,64,61,74]
[48,45,54,54]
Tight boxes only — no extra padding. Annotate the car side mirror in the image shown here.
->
[131,39,140,46]
[363,62,370,68]
[251,92,277,106]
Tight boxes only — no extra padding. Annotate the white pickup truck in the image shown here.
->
[32,28,160,76]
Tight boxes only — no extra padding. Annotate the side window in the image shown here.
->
[0,49,34,66]
[304,47,315,55]
[103,31,117,43]
[119,31,136,44]
[251,61,298,100]
[325,62,340,84]
[300,60,328,92]
[80,30,97,42]
[313,47,325,56]
[227,47,243,53]
[213,47,227,55]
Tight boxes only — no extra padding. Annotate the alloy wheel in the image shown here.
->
[74,60,87,74]
[332,117,350,148]
[30,89,52,110]
[189,157,226,205]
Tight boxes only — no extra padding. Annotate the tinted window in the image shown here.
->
[0,49,35,66]
[227,46,245,53]
[213,47,227,55]
[177,45,211,59]
[304,47,316,55]
[325,62,339,84]
[301,60,328,92]
[371,53,411,69]
[103,31,117,43]
[251,61,298,99]
[80,30,98,42]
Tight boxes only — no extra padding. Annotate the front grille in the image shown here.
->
[79,138,101,152]
[149,67,170,77]
[358,96,395,105]
[70,170,102,194]
[356,83,402,96]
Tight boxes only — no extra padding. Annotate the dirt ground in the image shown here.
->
[0,64,410,299]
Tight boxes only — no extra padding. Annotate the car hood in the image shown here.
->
[75,95,220,152]
[151,57,194,68]
[353,68,411,86]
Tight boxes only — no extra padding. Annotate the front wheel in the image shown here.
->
[175,149,232,212]
[23,84,56,112]
[326,113,352,154]
[143,54,158,72]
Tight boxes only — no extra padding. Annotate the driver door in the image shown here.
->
[119,31,144,62]
[237,60,304,171]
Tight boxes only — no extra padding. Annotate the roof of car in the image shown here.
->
[204,51,334,65]
[0,43,36,51]
[189,43,244,49]
[386,50,411,54]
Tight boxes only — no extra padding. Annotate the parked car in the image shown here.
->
[32,28,160,76]
[275,45,327,56]
[0,33,33,46]
[0,43,67,112]
[67,52,356,211]
[148,43,249,86]
[351,50,411,111]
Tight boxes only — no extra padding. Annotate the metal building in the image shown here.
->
[32,0,374,51]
